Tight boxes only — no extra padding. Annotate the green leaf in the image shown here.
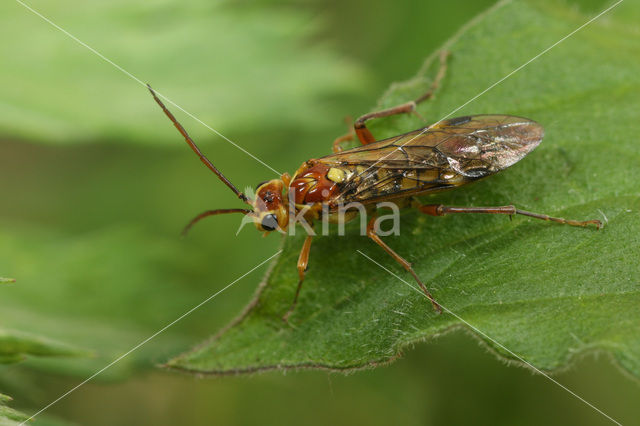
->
[1,0,367,145]
[0,287,89,425]
[0,329,91,364]
[0,279,92,369]
[0,226,226,377]
[166,0,640,376]
[0,393,29,426]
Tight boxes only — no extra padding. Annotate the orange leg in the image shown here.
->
[366,216,442,313]
[332,132,355,154]
[417,204,602,229]
[331,116,356,153]
[283,235,314,322]
[351,50,450,145]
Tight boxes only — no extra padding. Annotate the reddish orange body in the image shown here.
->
[290,162,338,206]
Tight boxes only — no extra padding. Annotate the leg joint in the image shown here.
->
[418,204,444,216]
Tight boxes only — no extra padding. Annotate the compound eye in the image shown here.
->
[261,214,278,231]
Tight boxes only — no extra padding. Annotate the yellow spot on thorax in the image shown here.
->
[327,167,346,183]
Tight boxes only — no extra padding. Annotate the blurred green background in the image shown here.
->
[1,0,638,424]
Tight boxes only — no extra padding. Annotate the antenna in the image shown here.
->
[181,208,252,237]
[147,85,248,204]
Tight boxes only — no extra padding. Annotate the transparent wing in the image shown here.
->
[320,115,544,205]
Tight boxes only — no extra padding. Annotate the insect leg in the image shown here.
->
[282,234,314,322]
[332,132,354,154]
[352,50,450,145]
[417,204,602,229]
[331,116,356,153]
[366,216,442,313]
[413,49,450,104]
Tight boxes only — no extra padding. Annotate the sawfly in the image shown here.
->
[148,51,601,321]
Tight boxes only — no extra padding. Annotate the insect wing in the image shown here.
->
[320,115,544,205]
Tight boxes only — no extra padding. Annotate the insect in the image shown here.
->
[148,51,601,321]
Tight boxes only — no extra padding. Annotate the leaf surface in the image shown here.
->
[0,0,367,145]
[0,329,90,364]
[0,393,29,426]
[166,0,640,376]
